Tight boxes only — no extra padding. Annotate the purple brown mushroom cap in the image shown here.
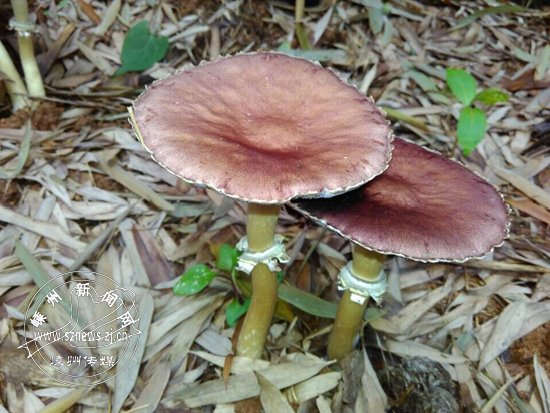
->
[131,52,392,204]
[292,137,509,262]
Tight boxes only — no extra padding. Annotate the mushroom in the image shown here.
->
[129,52,392,358]
[291,137,509,361]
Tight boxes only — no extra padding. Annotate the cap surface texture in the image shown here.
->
[132,52,392,203]
[292,138,509,262]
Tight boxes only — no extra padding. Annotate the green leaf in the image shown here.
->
[278,283,337,319]
[173,264,217,296]
[475,88,509,105]
[226,297,250,327]
[216,244,238,272]
[115,21,169,76]
[457,107,487,156]
[446,68,478,106]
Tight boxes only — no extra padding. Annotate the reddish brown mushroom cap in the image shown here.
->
[291,138,509,262]
[131,52,392,203]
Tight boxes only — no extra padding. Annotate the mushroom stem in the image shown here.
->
[351,245,385,281]
[236,203,281,359]
[327,245,384,361]
[246,203,280,252]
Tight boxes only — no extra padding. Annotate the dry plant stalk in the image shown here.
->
[10,0,45,98]
[0,40,28,110]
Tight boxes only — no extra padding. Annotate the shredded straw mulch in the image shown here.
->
[0,1,549,412]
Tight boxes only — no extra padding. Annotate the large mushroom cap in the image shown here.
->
[292,138,509,262]
[131,52,392,203]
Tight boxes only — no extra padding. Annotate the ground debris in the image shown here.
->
[0,0,549,411]
[380,357,459,413]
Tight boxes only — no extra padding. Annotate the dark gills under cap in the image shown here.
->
[292,137,509,262]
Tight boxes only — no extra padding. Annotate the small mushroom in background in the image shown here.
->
[129,52,392,359]
[291,137,509,361]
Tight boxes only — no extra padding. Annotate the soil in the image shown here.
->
[235,398,263,413]
[0,179,21,208]
[508,322,550,375]
[0,101,64,130]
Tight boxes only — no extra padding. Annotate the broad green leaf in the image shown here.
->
[278,283,337,319]
[446,68,478,106]
[226,297,250,327]
[115,21,169,76]
[457,107,487,156]
[173,264,218,296]
[216,244,238,272]
[475,88,509,105]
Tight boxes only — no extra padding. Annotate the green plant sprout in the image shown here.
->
[115,21,169,76]
[171,241,361,330]
[173,243,251,327]
[446,68,509,155]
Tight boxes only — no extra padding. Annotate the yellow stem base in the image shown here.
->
[236,203,280,359]
[327,246,385,361]
[236,263,278,359]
